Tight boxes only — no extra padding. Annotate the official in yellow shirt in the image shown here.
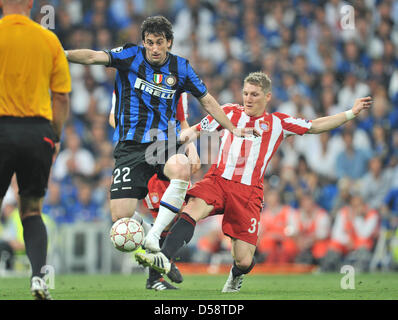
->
[0,0,71,300]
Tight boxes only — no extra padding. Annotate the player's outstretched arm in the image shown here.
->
[65,49,110,65]
[199,93,260,137]
[308,96,372,134]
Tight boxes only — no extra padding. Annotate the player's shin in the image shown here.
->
[145,179,189,250]
[232,258,256,278]
[162,212,196,259]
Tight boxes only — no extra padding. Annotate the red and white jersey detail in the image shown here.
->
[110,90,116,114]
[177,92,189,120]
[143,175,169,210]
[197,104,312,187]
[110,91,188,122]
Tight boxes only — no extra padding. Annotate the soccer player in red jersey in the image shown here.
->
[136,71,372,292]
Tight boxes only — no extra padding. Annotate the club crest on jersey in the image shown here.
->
[259,120,270,132]
[150,193,159,203]
[153,74,163,85]
[165,74,177,86]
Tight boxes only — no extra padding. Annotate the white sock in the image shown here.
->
[148,179,189,240]
[132,211,152,235]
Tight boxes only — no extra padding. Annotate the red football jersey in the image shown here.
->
[196,104,312,188]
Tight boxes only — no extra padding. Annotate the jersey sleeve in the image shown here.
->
[50,34,71,93]
[105,43,138,70]
[183,61,208,99]
[195,104,234,132]
[274,112,312,138]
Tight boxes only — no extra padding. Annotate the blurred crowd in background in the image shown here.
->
[1,0,398,272]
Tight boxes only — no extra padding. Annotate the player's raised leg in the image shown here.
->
[137,197,213,275]
[143,154,190,252]
[222,239,256,293]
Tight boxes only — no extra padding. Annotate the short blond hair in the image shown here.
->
[243,72,272,93]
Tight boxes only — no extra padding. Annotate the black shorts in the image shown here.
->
[0,117,56,199]
[110,139,185,200]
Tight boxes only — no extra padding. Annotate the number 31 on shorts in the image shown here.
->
[248,218,260,235]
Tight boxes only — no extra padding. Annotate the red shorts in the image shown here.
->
[187,174,263,246]
[143,174,191,219]
[143,174,169,219]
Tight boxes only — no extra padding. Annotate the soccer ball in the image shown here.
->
[110,217,145,252]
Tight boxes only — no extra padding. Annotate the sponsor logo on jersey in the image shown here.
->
[134,78,176,99]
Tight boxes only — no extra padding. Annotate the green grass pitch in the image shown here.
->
[0,273,397,300]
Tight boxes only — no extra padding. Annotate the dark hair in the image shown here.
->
[141,16,174,46]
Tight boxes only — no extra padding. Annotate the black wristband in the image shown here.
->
[53,135,60,143]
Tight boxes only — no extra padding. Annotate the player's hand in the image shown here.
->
[179,127,197,144]
[352,96,372,115]
[232,127,261,138]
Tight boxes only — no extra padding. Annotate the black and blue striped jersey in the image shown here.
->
[106,43,207,143]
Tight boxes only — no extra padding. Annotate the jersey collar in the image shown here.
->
[1,14,31,22]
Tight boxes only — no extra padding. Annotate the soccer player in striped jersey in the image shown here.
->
[109,91,198,290]
[66,16,255,254]
[135,72,372,292]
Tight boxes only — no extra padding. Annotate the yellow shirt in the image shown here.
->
[0,14,71,120]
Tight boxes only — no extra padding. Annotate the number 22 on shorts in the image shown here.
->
[113,167,131,184]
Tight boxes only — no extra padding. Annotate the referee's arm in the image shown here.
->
[51,91,70,142]
[65,49,110,65]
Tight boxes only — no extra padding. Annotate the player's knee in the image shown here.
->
[183,198,211,222]
[164,154,190,180]
[110,208,131,222]
[19,196,42,220]
[111,213,124,223]
[110,199,137,222]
